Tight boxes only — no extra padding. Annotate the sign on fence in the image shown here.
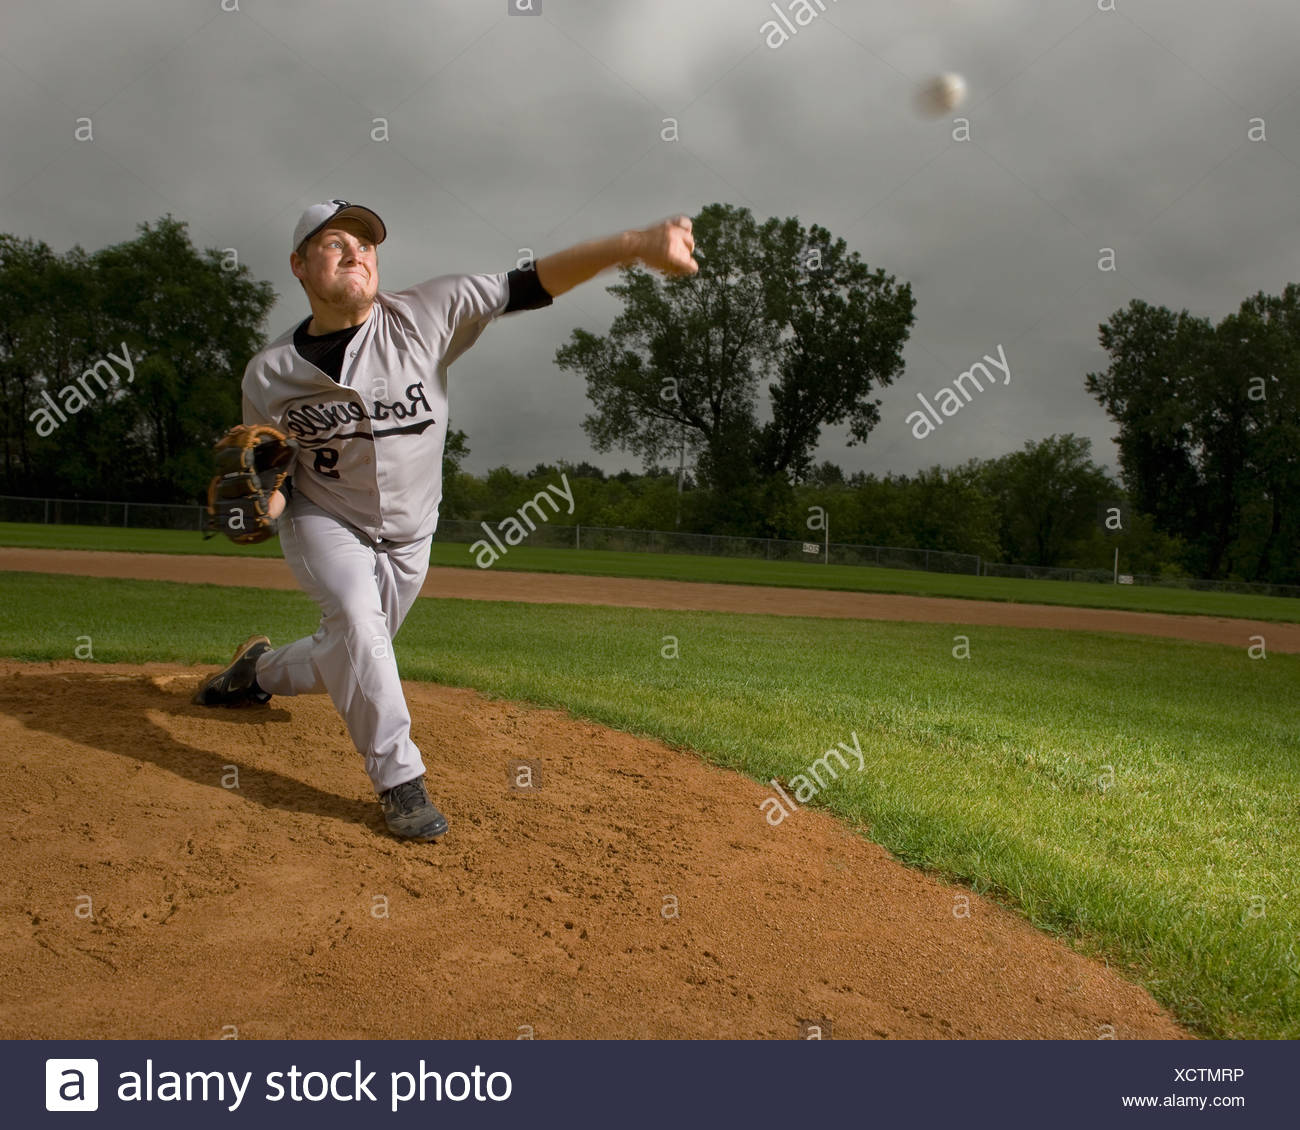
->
[802,542,820,555]
[1118,574,1135,585]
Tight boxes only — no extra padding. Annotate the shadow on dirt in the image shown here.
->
[0,668,381,832]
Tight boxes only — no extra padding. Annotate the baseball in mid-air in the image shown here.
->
[916,73,968,117]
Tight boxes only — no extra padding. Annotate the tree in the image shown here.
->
[439,427,472,518]
[754,213,916,480]
[1218,289,1300,581]
[554,203,915,531]
[91,216,275,500]
[981,435,1115,567]
[900,462,1001,561]
[806,460,845,487]
[1087,290,1300,580]
[0,237,99,493]
[566,460,606,480]
[0,216,275,502]
[1086,301,1210,551]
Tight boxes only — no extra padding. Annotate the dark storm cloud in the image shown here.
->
[2,0,1298,477]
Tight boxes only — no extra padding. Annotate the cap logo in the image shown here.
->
[330,198,349,207]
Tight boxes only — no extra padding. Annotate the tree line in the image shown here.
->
[0,217,272,503]
[442,432,1183,576]
[1,210,1295,582]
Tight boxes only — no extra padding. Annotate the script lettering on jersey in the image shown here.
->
[284,381,433,440]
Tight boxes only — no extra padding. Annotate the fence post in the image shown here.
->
[123,502,129,527]
[44,498,49,524]
[924,549,930,571]
[576,524,580,551]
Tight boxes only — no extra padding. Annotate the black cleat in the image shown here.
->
[192,635,273,706]
[379,777,449,841]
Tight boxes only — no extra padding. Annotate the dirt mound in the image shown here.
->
[0,660,1188,1039]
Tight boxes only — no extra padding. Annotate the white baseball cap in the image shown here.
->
[291,199,386,254]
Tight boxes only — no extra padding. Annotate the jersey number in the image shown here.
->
[312,446,341,479]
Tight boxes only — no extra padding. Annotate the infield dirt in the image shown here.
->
[0,659,1189,1039]
[0,547,1294,651]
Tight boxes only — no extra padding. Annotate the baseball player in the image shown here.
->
[193,199,697,841]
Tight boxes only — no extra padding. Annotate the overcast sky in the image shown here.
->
[3,0,1299,479]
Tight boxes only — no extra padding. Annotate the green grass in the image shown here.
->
[1,569,1295,1040]
[2,520,1298,623]
[0,521,285,557]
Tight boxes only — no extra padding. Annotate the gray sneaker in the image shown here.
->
[379,778,449,841]
[192,635,272,706]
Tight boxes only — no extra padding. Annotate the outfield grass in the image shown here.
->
[2,520,1298,623]
[0,569,1295,1040]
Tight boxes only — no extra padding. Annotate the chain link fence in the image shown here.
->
[980,558,1300,598]
[0,494,206,530]
[3,494,1297,597]
[435,519,981,575]
[981,561,1115,584]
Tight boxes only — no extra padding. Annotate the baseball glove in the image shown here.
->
[202,424,296,545]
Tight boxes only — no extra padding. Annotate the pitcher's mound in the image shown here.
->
[0,661,1188,1039]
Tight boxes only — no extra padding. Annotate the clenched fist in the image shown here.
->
[635,215,698,277]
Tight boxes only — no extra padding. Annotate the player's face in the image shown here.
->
[294,220,380,311]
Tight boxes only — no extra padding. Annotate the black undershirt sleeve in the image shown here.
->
[504,266,555,313]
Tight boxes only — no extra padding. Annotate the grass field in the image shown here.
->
[1,568,1295,1040]
[2,520,1298,623]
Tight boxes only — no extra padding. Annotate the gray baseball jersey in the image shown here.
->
[241,272,512,542]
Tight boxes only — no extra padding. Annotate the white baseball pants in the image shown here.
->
[252,491,431,794]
